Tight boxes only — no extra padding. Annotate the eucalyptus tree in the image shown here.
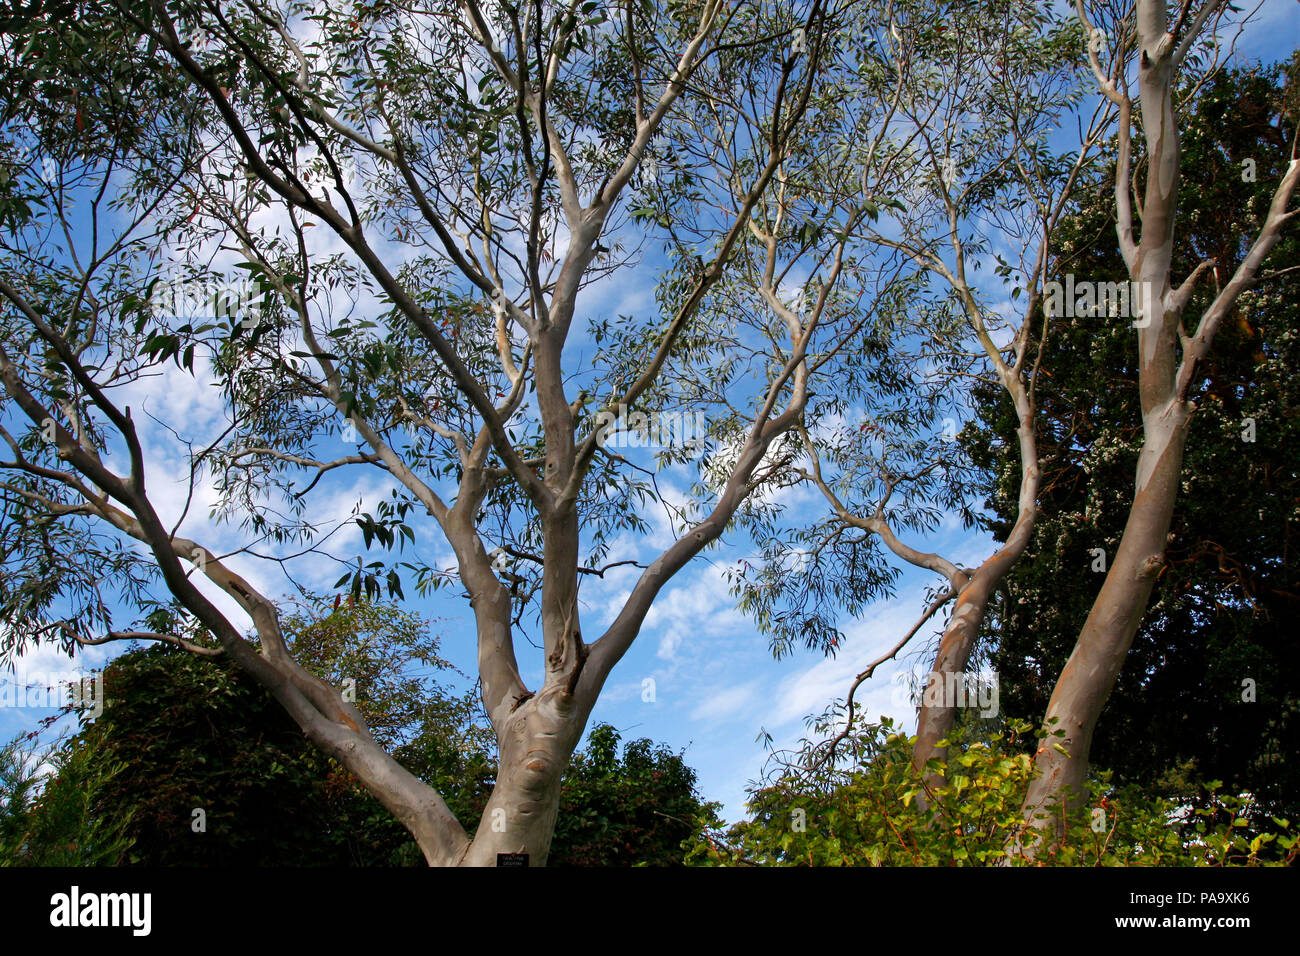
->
[0,0,833,865]
[1014,0,1300,848]
[967,58,1300,826]
[727,0,1116,790]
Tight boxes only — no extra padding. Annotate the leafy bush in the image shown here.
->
[1,731,135,866]
[689,718,1297,866]
[550,723,723,867]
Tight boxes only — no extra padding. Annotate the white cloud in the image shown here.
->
[690,680,760,722]
[644,562,743,660]
[765,588,944,730]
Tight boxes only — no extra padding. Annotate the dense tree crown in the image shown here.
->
[0,0,1295,865]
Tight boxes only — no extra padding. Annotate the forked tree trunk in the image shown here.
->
[1017,23,1187,846]
[456,687,585,866]
[1015,0,1299,854]
[0,0,825,870]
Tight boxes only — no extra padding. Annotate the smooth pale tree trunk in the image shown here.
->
[1016,0,1299,854]
[458,687,587,866]
[913,566,1010,773]
[913,377,1040,795]
[1019,403,1188,823]
[1018,23,1187,846]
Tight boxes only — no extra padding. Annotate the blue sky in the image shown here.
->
[2,0,1297,827]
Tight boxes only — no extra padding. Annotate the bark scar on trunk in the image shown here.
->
[563,636,588,697]
[1135,553,1166,580]
[510,690,534,712]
